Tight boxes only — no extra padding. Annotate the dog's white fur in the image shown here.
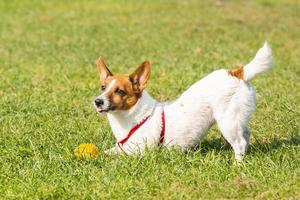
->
[103,42,273,161]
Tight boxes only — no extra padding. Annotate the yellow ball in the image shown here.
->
[74,143,99,158]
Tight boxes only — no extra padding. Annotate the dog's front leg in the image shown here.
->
[104,142,146,155]
[104,144,134,155]
[104,146,119,155]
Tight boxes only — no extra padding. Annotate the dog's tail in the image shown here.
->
[228,42,273,81]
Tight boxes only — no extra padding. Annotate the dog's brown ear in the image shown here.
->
[129,61,151,92]
[97,57,113,81]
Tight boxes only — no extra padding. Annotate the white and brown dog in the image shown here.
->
[94,42,272,161]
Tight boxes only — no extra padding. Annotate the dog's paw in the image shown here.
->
[104,147,118,155]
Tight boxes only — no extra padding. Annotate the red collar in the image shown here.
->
[117,108,165,153]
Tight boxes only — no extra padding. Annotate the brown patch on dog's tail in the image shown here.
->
[228,65,244,80]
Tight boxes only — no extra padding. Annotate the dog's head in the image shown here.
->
[94,57,151,114]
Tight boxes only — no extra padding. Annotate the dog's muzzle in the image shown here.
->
[94,97,116,114]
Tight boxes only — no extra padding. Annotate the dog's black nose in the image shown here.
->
[95,99,104,106]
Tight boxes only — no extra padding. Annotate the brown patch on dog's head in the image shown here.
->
[94,57,151,113]
[228,65,244,80]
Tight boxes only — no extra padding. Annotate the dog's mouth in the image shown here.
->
[96,105,117,114]
[96,108,108,114]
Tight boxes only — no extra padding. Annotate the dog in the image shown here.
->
[94,42,272,161]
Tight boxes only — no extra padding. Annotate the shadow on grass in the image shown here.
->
[195,135,300,154]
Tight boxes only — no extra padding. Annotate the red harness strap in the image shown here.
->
[117,108,165,153]
[159,109,166,145]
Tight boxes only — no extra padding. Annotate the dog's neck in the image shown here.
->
[107,91,157,140]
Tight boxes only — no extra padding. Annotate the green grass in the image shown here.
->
[0,0,299,199]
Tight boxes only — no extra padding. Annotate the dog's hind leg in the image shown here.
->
[217,120,250,161]
[214,89,255,161]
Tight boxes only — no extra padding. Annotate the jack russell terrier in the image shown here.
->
[94,42,273,161]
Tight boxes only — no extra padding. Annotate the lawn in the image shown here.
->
[0,0,299,199]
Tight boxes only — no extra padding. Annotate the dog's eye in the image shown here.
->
[101,85,106,91]
[115,88,126,96]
